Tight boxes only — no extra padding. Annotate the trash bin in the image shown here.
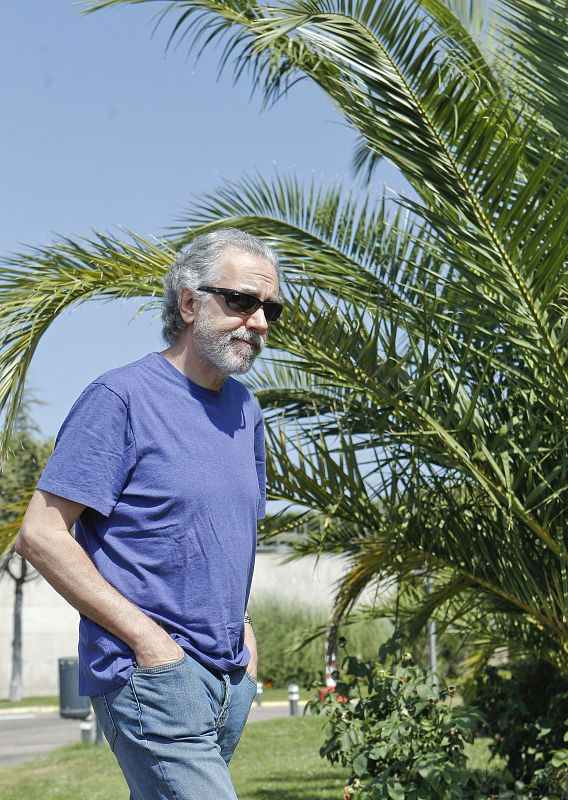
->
[59,657,90,719]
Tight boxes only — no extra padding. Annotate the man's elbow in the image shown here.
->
[14,523,39,561]
[14,517,56,565]
[14,489,80,564]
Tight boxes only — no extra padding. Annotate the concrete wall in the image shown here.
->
[0,552,353,697]
[0,573,80,698]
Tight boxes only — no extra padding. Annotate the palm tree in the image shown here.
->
[0,0,566,670]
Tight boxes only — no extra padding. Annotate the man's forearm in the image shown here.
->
[19,526,149,646]
[16,496,182,667]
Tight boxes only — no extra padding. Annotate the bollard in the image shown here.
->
[80,718,93,745]
[288,683,300,716]
[256,681,263,707]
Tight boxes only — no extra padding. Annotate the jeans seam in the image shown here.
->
[129,675,180,800]
[128,676,144,740]
[101,693,118,751]
[214,674,231,730]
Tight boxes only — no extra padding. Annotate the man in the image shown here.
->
[15,228,281,799]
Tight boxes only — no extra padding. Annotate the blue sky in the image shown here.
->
[1,0,400,437]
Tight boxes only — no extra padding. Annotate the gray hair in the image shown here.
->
[161,228,279,345]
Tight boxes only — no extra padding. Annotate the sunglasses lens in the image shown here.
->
[264,302,283,322]
[223,290,283,322]
[227,292,258,314]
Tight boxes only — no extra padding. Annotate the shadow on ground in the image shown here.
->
[236,771,347,800]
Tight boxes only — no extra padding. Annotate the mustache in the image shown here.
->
[230,330,266,351]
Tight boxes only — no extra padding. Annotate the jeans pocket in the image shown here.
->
[244,670,258,689]
[132,652,186,674]
[130,653,217,739]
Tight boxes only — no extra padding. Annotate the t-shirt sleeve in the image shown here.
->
[37,382,136,517]
[253,403,267,520]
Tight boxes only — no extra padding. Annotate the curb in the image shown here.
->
[252,700,307,708]
[0,706,59,716]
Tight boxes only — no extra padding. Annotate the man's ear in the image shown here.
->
[179,287,196,325]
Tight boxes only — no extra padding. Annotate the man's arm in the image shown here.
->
[244,611,258,680]
[15,489,183,669]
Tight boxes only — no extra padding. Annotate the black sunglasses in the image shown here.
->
[197,286,283,322]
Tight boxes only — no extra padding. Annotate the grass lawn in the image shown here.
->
[0,715,349,800]
[0,695,59,710]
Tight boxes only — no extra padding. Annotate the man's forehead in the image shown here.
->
[231,279,280,301]
[218,247,279,295]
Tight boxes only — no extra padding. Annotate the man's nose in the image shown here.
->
[245,307,269,334]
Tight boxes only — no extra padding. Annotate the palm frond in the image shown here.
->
[85,3,568,397]
[0,232,174,450]
[496,0,568,142]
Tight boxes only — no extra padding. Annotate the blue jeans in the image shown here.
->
[90,652,258,799]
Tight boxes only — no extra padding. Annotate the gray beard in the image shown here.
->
[193,307,266,375]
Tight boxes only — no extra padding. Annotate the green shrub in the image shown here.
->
[471,661,568,798]
[309,636,489,800]
[309,638,568,800]
[248,598,392,688]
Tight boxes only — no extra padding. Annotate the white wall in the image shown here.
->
[0,552,356,697]
[0,573,80,698]
[251,551,350,608]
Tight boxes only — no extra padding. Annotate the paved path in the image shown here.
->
[0,702,302,769]
[0,712,84,768]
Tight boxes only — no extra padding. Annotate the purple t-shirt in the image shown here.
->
[37,352,265,696]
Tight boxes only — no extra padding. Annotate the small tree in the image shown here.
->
[5,555,39,701]
[0,404,52,699]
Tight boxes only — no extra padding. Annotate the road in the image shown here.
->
[0,702,297,769]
